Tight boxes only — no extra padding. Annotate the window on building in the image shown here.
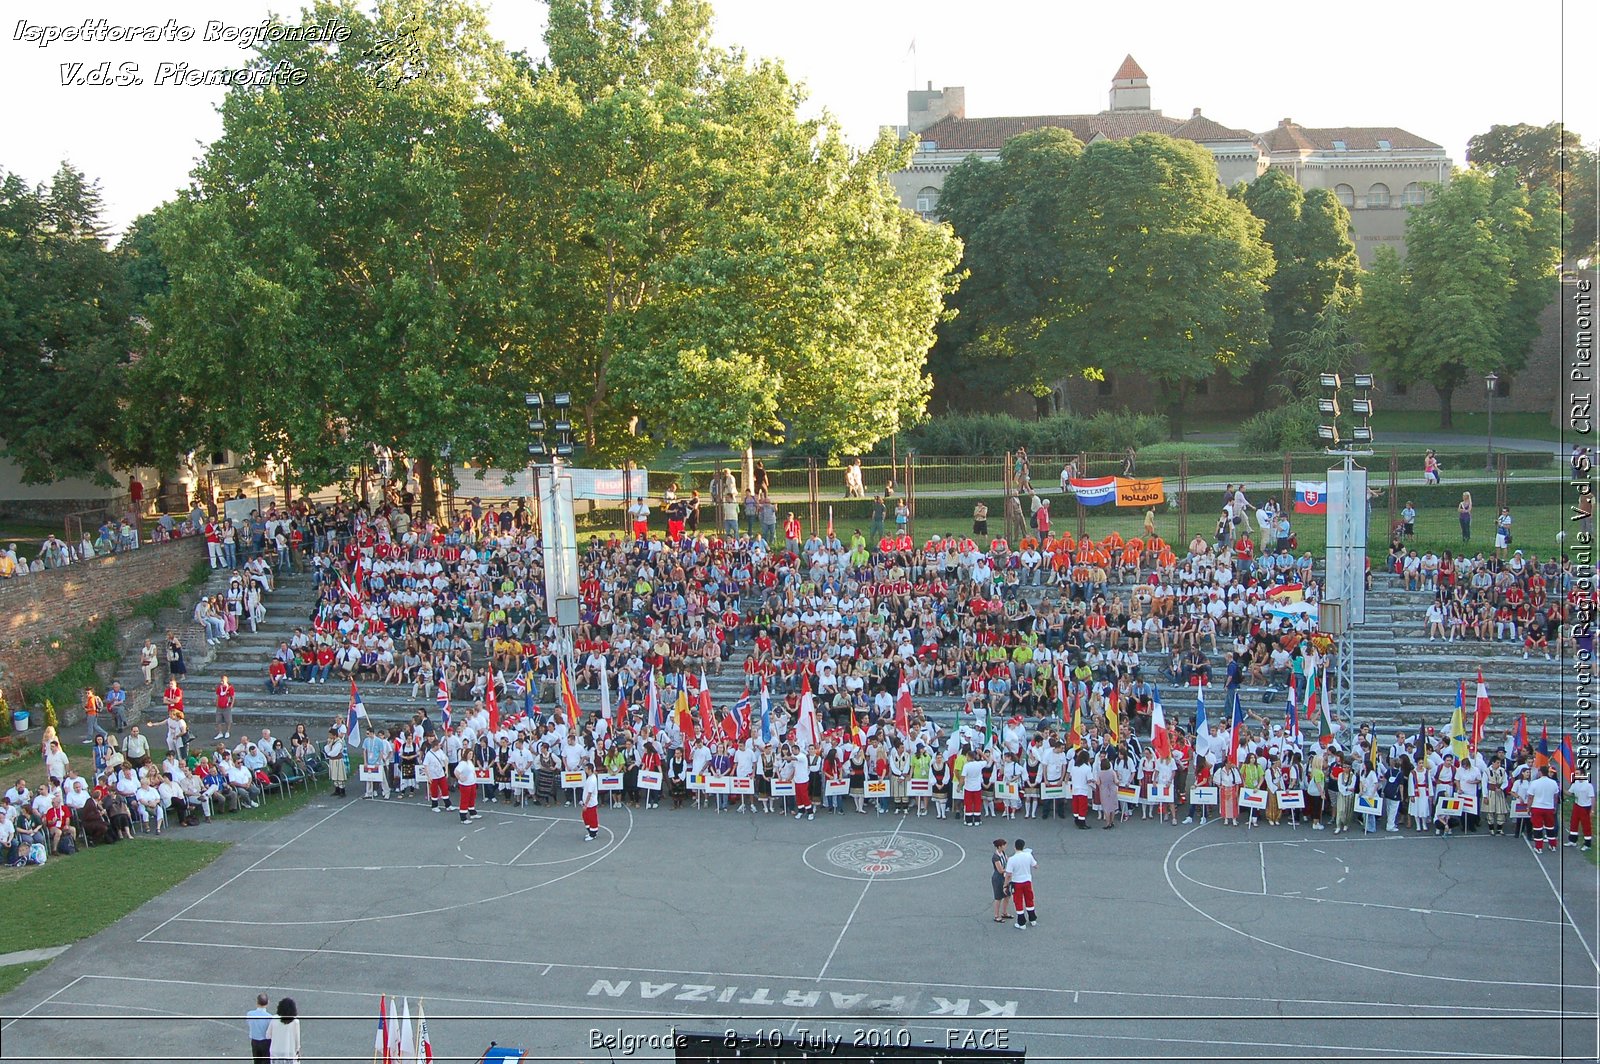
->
[1332,140,1347,151]
[915,185,940,215]
[1401,182,1426,206]
[1377,139,1392,151]
[1367,183,1391,208]
[921,141,937,152]
[1334,184,1355,208]
[1097,376,1115,397]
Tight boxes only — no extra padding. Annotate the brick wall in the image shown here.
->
[0,538,204,704]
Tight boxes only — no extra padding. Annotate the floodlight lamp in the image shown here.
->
[1351,399,1372,416]
[1319,373,1341,390]
[1318,398,1340,416]
[1351,426,1374,443]
[524,392,543,408]
[552,392,572,409]
[553,420,572,434]
[554,442,575,457]
[526,441,547,457]
[1352,374,1374,389]
[1318,425,1339,444]
[528,418,546,433]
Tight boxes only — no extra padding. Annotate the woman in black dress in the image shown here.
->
[165,632,187,680]
[991,838,1013,923]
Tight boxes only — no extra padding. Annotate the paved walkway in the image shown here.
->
[1187,431,1563,454]
[0,946,69,967]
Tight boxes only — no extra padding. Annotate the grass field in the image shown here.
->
[0,838,227,953]
[0,963,46,997]
[1369,410,1562,441]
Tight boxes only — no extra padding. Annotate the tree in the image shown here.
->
[0,162,139,484]
[1056,134,1274,437]
[1353,169,1562,427]
[931,127,1083,403]
[1468,121,1597,262]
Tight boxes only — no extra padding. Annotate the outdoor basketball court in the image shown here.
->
[3,795,1597,1062]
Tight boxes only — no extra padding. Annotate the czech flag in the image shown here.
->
[1068,476,1117,506]
[1193,684,1209,758]
[731,688,752,741]
[1293,481,1328,514]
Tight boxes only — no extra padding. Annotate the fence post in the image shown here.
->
[807,459,819,537]
[1076,452,1087,539]
[1177,453,1188,545]
[1281,453,1292,514]
[907,452,917,542]
[1495,453,1508,512]
[1387,449,1398,536]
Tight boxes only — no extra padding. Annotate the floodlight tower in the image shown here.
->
[527,393,580,676]
[1318,373,1375,735]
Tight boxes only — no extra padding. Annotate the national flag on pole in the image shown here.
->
[398,998,415,1063]
[416,999,433,1063]
[436,677,451,732]
[731,688,751,740]
[759,679,772,745]
[348,681,367,749]
[1447,690,1470,761]
[1228,687,1245,765]
[698,670,716,738]
[894,669,912,736]
[560,660,582,732]
[1056,662,1070,726]
[1293,481,1328,514]
[1151,692,1171,760]
[599,657,612,721]
[485,680,499,734]
[647,671,661,732]
[1511,714,1528,758]
[375,994,390,1064]
[1312,669,1339,750]
[1471,671,1491,753]
[675,674,694,740]
[1285,678,1298,747]
[849,702,863,745]
[1105,685,1120,743]
[1554,734,1576,782]
[1535,724,1550,770]
[796,672,820,749]
[1193,684,1210,758]
[827,505,834,539]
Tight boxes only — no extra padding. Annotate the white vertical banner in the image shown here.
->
[539,469,580,627]
[1325,463,1367,625]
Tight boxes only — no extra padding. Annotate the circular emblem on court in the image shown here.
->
[802,831,965,881]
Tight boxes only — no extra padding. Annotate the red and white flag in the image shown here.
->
[1151,694,1172,760]
[894,669,912,736]
[485,681,499,734]
[416,999,433,1063]
[699,670,716,738]
[796,672,820,749]
[1471,670,1492,752]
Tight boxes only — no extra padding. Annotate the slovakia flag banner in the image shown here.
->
[1293,481,1328,514]
[1068,476,1117,507]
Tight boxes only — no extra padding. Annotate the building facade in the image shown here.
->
[890,57,1452,266]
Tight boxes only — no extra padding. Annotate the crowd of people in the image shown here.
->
[1389,535,1580,658]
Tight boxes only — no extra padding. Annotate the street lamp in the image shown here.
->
[1484,372,1499,471]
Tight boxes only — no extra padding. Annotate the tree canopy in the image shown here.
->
[1468,121,1597,261]
[129,0,959,499]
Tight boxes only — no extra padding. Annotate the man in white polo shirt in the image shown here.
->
[581,762,600,841]
[1003,838,1038,929]
[1527,766,1562,854]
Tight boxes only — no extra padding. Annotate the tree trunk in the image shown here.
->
[1164,383,1186,441]
[1435,385,1455,430]
[417,455,437,520]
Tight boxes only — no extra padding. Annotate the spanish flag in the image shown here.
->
[1106,686,1120,743]
[560,660,581,732]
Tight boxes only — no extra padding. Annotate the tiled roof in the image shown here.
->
[1170,112,1255,142]
[1259,123,1442,153]
[1113,54,1147,81]
[917,111,1191,151]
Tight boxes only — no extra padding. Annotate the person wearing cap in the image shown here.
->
[1567,770,1594,850]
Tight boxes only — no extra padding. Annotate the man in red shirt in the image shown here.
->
[214,676,235,741]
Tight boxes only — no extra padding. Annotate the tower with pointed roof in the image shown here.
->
[1108,55,1151,112]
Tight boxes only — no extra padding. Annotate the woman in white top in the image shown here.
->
[269,997,302,1063]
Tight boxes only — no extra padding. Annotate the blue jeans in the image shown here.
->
[223,542,237,568]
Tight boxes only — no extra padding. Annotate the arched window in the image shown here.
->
[1367,183,1391,208]
[1401,182,1426,206]
[915,186,941,215]
[1334,183,1355,208]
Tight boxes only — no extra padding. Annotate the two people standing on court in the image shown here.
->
[993,839,1037,929]
[247,993,302,1062]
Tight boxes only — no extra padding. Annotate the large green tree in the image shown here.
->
[1468,121,1597,261]
[0,162,142,483]
[1354,169,1562,427]
[931,127,1083,403]
[1056,134,1274,436]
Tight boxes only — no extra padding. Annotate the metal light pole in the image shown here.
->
[1484,372,1498,471]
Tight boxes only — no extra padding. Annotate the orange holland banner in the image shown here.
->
[1115,477,1165,507]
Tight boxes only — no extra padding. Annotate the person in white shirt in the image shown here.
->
[1567,771,1594,851]
[1067,752,1094,829]
[453,750,481,823]
[961,754,987,826]
[423,739,451,812]
[1527,766,1562,853]
[1003,839,1039,928]
[581,763,601,840]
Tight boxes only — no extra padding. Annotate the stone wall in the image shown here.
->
[0,537,205,706]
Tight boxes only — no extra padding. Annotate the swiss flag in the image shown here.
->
[486,681,499,733]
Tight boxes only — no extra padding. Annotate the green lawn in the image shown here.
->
[1369,410,1561,442]
[0,837,227,953]
[0,963,46,997]
[0,520,65,548]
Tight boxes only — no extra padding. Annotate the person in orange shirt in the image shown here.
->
[84,689,109,743]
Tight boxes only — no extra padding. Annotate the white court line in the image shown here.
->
[0,974,84,1033]
[815,813,907,982]
[131,935,1588,1012]
[1522,835,1600,971]
[506,815,562,866]
[1259,842,1267,895]
[1163,822,1591,991]
[1172,847,1564,926]
[139,802,353,943]
[170,810,632,926]
[46,999,240,1033]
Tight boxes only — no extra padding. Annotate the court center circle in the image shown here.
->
[803,831,966,881]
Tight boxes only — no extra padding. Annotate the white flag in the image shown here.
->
[398,997,415,1062]
[599,656,612,720]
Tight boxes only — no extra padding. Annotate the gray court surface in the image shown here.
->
[2,794,1597,1063]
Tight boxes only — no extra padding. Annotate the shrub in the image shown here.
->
[1078,409,1169,453]
[1239,403,1320,454]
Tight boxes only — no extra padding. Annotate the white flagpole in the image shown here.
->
[600,656,612,721]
